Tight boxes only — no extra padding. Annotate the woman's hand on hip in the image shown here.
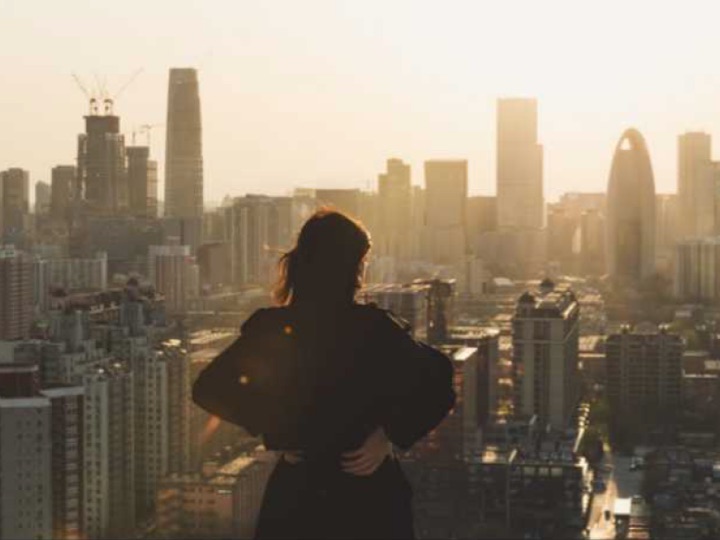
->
[341,426,393,476]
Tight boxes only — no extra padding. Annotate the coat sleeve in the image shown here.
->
[191,310,268,436]
[375,310,456,450]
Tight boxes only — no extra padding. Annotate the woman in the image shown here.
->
[192,209,455,539]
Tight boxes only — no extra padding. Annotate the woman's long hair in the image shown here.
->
[273,208,371,306]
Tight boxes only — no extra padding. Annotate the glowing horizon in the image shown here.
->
[2,0,720,204]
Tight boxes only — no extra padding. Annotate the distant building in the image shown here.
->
[127,146,158,218]
[606,325,683,431]
[466,195,497,254]
[148,244,197,313]
[1,168,30,243]
[165,68,203,219]
[51,165,76,220]
[377,158,413,261]
[314,188,361,218]
[678,132,716,238]
[360,282,430,340]
[35,180,51,214]
[0,245,32,340]
[32,252,108,311]
[226,195,294,287]
[512,279,580,429]
[423,160,468,265]
[674,237,720,301]
[156,450,275,539]
[496,98,544,230]
[0,364,53,540]
[197,242,232,290]
[606,129,656,281]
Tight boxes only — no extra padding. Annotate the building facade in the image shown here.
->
[512,279,580,429]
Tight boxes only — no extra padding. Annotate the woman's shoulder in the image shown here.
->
[240,306,291,335]
[352,303,412,334]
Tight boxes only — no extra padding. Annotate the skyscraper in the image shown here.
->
[165,68,203,219]
[423,160,468,265]
[377,158,412,260]
[127,146,158,218]
[496,98,544,230]
[606,128,656,281]
[1,168,30,242]
[35,181,51,214]
[678,132,714,238]
[77,115,128,214]
[51,165,76,220]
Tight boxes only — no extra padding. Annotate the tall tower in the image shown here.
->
[496,98,544,230]
[606,129,656,281]
[165,68,203,219]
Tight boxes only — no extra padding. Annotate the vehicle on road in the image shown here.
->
[592,479,607,493]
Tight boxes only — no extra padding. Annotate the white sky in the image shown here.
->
[2,0,720,202]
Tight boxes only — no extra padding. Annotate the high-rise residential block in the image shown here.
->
[0,364,53,540]
[512,279,580,429]
[606,129,656,281]
[148,244,197,313]
[82,362,135,539]
[1,168,30,241]
[165,68,203,219]
[606,325,683,430]
[0,245,32,340]
[32,252,108,311]
[42,384,85,540]
[496,98,544,230]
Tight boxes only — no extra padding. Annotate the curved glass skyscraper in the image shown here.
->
[165,68,203,219]
[606,128,656,281]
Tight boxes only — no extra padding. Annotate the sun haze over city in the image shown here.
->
[2,0,720,201]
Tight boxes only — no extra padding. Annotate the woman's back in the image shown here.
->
[193,302,454,458]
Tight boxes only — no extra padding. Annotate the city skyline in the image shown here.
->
[4,1,720,203]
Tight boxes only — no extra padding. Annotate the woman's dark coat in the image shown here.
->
[192,302,456,539]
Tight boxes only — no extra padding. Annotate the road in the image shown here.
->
[588,448,643,539]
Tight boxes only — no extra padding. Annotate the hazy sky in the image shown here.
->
[3,0,720,203]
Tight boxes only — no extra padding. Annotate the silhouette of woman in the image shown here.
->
[192,209,455,539]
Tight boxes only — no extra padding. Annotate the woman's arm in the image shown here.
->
[375,310,456,451]
[191,311,268,435]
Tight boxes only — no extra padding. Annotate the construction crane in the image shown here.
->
[71,73,99,115]
[71,68,143,116]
